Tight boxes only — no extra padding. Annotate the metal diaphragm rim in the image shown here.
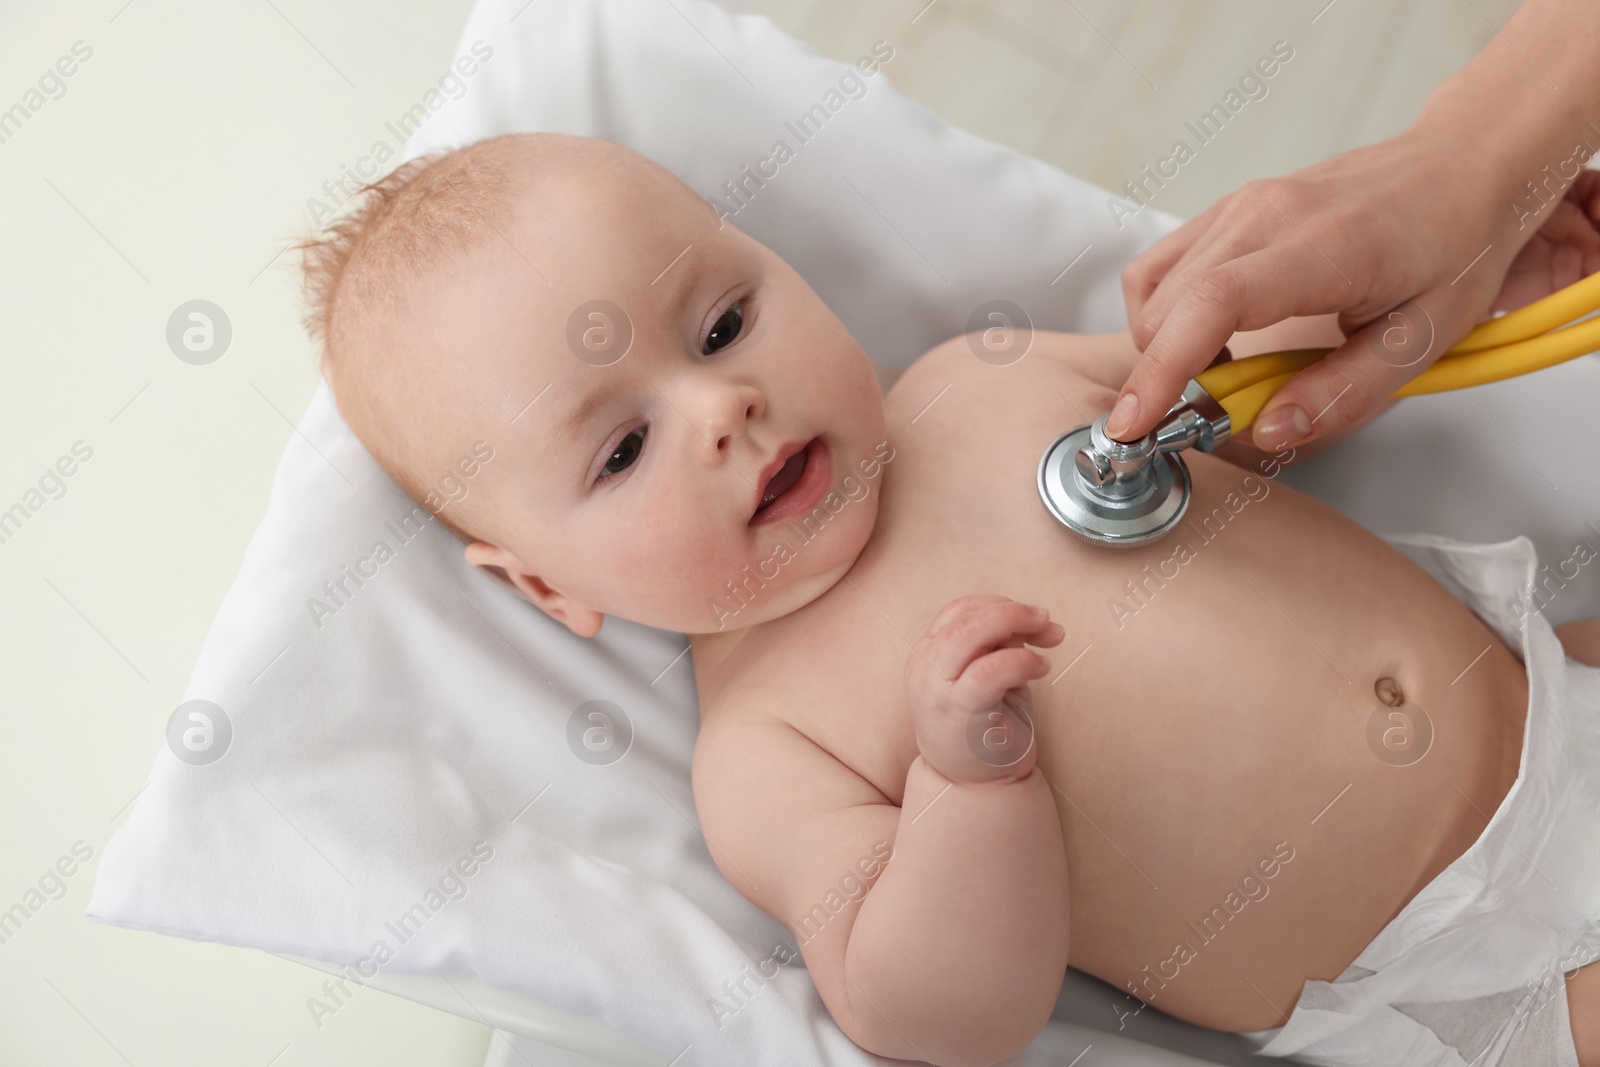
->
[1036,423,1191,548]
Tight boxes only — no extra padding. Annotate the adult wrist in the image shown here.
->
[1409,93,1599,276]
[1410,90,1528,207]
[1412,0,1600,221]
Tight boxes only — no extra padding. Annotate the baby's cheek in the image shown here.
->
[612,509,729,601]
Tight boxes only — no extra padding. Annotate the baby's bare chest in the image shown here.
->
[748,348,1347,796]
[744,350,1125,797]
[720,341,1524,1020]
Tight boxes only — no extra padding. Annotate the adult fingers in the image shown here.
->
[1250,281,1487,448]
[1582,170,1600,220]
[1130,205,1266,349]
[1534,199,1600,255]
[1108,249,1330,439]
[1123,196,1232,342]
[1130,179,1327,353]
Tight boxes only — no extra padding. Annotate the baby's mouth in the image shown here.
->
[750,437,830,526]
[759,451,807,508]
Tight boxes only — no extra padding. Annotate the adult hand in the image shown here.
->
[1108,124,1598,450]
[1490,169,1600,313]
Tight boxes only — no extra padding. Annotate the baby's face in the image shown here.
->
[413,145,886,636]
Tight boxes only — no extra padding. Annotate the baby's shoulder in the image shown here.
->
[694,604,902,791]
[693,630,837,774]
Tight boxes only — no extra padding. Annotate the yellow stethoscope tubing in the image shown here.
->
[1193,274,1600,433]
[1447,267,1600,354]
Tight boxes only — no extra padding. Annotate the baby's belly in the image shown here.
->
[863,361,1528,1031]
[1028,461,1526,1030]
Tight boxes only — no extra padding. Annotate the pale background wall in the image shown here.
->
[0,0,1516,1063]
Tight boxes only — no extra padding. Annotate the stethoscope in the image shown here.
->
[1040,270,1600,548]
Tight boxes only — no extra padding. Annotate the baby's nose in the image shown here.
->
[685,386,764,459]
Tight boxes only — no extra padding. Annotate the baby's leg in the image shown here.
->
[1570,964,1599,1067]
[1556,620,1600,667]
[1558,620,1600,1067]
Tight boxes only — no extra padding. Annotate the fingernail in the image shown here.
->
[1253,404,1312,449]
[1105,393,1139,438]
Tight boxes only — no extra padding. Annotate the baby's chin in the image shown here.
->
[687,521,877,636]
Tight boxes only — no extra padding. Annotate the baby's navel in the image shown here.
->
[1374,676,1404,707]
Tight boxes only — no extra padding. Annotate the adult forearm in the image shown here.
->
[1416,0,1600,228]
[840,755,1070,1067]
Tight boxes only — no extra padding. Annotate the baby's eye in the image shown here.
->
[703,301,744,354]
[598,426,646,482]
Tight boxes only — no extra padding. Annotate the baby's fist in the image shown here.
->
[904,594,1065,784]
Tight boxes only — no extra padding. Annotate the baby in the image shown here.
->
[297,132,1600,1067]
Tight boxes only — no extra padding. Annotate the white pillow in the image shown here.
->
[86,0,1196,1064]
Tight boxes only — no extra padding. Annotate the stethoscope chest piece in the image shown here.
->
[1039,381,1230,549]
[1037,415,1191,549]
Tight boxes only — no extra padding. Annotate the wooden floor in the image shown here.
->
[720,0,1520,221]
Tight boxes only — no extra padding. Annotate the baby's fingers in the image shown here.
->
[954,647,1052,712]
[919,600,1061,684]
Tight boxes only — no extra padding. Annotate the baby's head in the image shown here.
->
[297,133,887,637]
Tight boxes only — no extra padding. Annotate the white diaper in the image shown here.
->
[1239,533,1600,1067]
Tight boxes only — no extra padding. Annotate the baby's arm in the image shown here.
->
[694,599,1069,1067]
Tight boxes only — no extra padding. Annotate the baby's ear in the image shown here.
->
[462,541,606,638]
[463,540,517,589]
